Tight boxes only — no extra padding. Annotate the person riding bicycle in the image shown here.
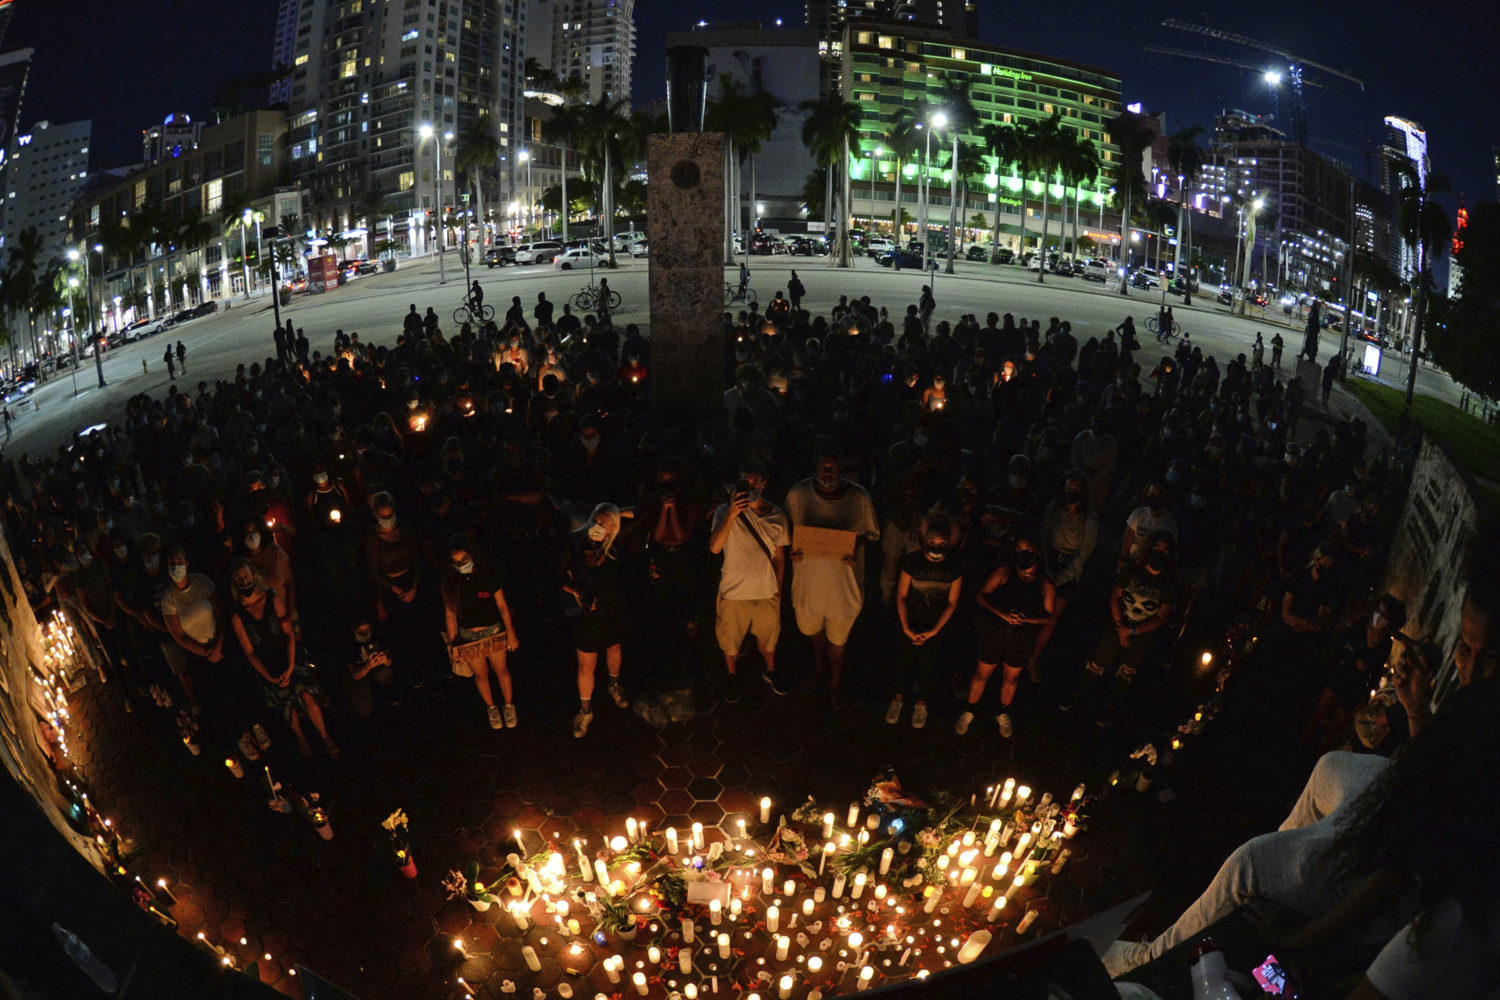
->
[470,280,484,310]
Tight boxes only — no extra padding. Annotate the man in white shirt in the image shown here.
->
[709,460,788,700]
[785,440,880,708]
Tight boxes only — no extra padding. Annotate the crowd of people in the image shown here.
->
[4,264,1496,996]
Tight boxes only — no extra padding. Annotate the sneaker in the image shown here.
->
[911,701,928,729]
[252,723,271,749]
[487,705,504,730]
[1101,939,1151,978]
[503,704,518,729]
[607,679,629,709]
[572,710,594,738]
[884,696,903,725]
[996,713,1014,738]
[724,673,741,704]
[954,711,974,735]
[763,671,790,696]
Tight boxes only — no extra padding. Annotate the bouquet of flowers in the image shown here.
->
[443,861,497,905]
[762,817,816,878]
[382,808,410,858]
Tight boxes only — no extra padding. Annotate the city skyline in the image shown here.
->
[1,0,1494,215]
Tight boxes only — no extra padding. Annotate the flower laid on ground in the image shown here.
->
[382,808,410,855]
[444,861,497,903]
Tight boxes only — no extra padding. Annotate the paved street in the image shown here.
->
[5,249,1454,460]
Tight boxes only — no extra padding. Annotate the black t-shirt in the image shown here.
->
[899,550,962,630]
[442,560,505,630]
[1116,564,1180,624]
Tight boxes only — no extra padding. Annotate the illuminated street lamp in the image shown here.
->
[68,246,106,388]
[419,123,455,284]
[920,112,947,272]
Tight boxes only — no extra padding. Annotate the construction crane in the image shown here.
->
[1159,19,1364,146]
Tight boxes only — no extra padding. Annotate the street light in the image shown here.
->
[419,123,454,284]
[64,278,80,396]
[69,246,106,388]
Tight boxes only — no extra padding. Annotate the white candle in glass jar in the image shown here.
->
[847,803,860,827]
[718,932,731,958]
[682,916,695,942]
[775,934,790,961]
[779,973,795,999]
[522,945,542,972]
[648,945,662,964]
[633,971,649,996]
[822,812,835,839]
[851,872,866,899]
[802,897,815,917]
[762,867,775,894]
[666,827,679,854]
[1016,909,1039,934]
[878,848,894,875]
[605,955,622,983]
[760,797,773,824]
[692,823,705,851]
[710,899,722,926]
[766,905,780,933]
[681,947,693,973]
[832,873,846,897]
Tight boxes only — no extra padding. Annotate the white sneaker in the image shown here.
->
[607,679,629,708]
[996,713,1014,738]
[1101,939,1151,977]
[503,704,518,729]
[954,711,974,735]
[911,701,928,729]
[487,705,504,730]
[884,696,903,725]
[572,710,594,738]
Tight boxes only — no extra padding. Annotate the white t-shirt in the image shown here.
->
[785,480,880,621]
[160,573,217,645]
[712,502,788,601]
[1125,506,1179,557]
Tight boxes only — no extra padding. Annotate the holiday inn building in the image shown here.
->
[839,22,1123,254]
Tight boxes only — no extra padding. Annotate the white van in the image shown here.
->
[514,241,563,264]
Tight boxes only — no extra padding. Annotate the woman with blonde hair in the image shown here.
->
[562,503,630,737]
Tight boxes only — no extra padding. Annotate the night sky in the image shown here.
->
[7,0,1494,217]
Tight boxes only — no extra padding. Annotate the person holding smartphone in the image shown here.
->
[709,460,788,701]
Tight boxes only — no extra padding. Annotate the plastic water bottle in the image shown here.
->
[1189,939,1244,1000]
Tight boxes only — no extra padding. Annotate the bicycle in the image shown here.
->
[571,280,621,313]
[453,296,496,327]
[724,283,758,308]
[1145,316,1180,340]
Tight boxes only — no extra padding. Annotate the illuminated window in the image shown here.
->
[951,49,965,60]
[342,59,357,78]
[398,170,414,191]
[878,35,894,49]
[205,178,223,213]
[294,53,309,66]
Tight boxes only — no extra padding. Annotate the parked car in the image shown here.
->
[865,237,895,257]
[514,241,563,264]
[1081,259,1113,282]
[789,237,829,256]
[877,248,934,270]
[170,309,197,326]
[627,239,649,258]
[483,246,516,267]
[552,246,608,270]
[192,300,218,317]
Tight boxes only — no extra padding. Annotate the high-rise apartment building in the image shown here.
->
[547,0,636,104]
[0,118,90,261]
[0,0,15,50]
[142,113,202,165]
[283,0,527,253]
[1377,115,1428,283]
[807,0,977,40]
[270,0,300,104]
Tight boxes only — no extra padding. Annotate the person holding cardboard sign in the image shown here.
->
[441,536,520,731]
[786,439,880,709]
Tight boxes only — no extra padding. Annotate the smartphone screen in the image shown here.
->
[1253,954,1287,994]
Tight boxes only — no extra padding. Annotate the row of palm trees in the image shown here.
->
[1,227,80,369]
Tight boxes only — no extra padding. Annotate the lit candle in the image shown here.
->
[686,985,698,1000]
[986,896,1006,923]
[511,902,530,932]
[956,929,991,964]
[857,829,870,846]
[760,797,773,824]
[1005,873,1025,900]
[832,873,846,898]
[873,885,887,901]
[225,758,243,778]
[718,932,731,958]
[999,778,1015,808]
[605,956,622,983]
[783,879,796,898]
[962,882,982,908]
[762,868,775,894]
[1015,785,1031,808]
[513,827,526,854]
[848,931,864,952]
[575,840,592,881]
[819,842,832,876]
[680,947,693,974]
[802,898,814,917]
[822,812,835,839]
[627,818,639,843]
[959,866,978,887]
[923,887,940,913]
[962,831,976,848]
[729,897,742,917]
[779,973,795,999]
[648,945,662,965]
[1071,783,1086,803]
[710,899,722,926]
[521,945,541,972]
[1016,909,1039,934]
[595,859,610,887]
[847,803,860,828]
[633,971,649,996]
[775,934,790,961]
[814,887,826,903]
[856,966,874,991]
[737,818,748,844]
[682,916,695,943]
[766,905,780,933]
[610,837,628,852]
[667,827,679,854]
[1050,849,1072,875]
[878,847,894,875]
[808,956,823,976]
[692,823,705,851]
[990,862,1007,883]
[852,872,867,899]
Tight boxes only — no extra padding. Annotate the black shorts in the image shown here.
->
[976,617,1037,667]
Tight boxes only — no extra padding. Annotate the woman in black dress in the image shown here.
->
[562,503,629,737]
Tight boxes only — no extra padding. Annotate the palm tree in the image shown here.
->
[800,91,863,267]
[707,77,777,264]
[932,73,978,274]
[452,119,499,247]
[542,102,586,242]
[951,140,987,258]
[576,95,632,267]
[1105,109,1154,294]
[1391,164,1451,405]
[981,122,1024,262]
[885,111,919,241]
[523,57,560,95]
[353,189,394,255]
[220,195,262,300]
[1026,112,1068,283]
[1062,134,1100,264]
[1166,125,1207,303]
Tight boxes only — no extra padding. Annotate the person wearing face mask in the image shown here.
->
[1041,471,1099,613]
[345,620,399,719]
[883,515,964,729]
[158,546,224,716]
[1119,478,1179,566]
[1302,594,1408,755]
[442,537,520,730]
[786,440,881,709]
[1070,412,1118,515]
[228,558,339,759]
[710,461,789,701]
[239,519,296,621]
[1063,532,1179,726]
[562,504,630,737]
[304,459,353,531]
[958,535,1057,738]
[561,417,623,505]
[992,454,1040,519]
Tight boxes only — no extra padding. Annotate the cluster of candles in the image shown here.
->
[34,612,82,761]
[457,782,1086,998]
